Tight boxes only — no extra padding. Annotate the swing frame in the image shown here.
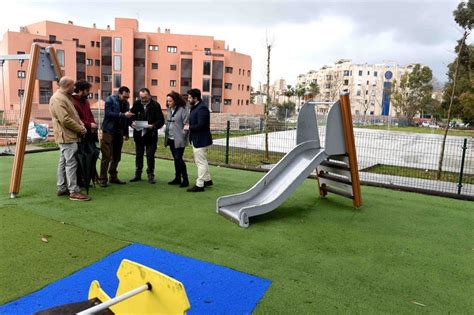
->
[0,43,62,198]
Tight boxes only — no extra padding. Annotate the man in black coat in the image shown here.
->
[130,88,164,184]
[185,88,213,192]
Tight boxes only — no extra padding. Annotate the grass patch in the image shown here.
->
[364,164,474,184]
[355,125,474,138]
[0,206,126,304]
[1,152,473,313]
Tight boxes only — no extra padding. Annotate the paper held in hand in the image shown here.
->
[134,121,148,131]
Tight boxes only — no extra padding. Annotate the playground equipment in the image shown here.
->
[37,259,191,314]
[0,43,62,198]
[217,93,362,228]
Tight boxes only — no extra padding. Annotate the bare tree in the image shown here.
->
[263,33,274,161]
[437,0,472,179]
[437,31,469,179]
[328,70,345,101]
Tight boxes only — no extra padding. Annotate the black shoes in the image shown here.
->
[130,176,142,182]
[168,178,181,185]
[187,185,204,192]
[148,175,156,184]
[110,178,126,185]
[204,180,213,187]
[180,179,189,188]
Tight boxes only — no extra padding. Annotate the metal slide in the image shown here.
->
[217,99,347,227]
[217,143,327,227]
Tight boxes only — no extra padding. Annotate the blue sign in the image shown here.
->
[384,71,393,80]
[382,81,392,116]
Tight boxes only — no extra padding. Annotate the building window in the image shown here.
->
[114,55,121,71]
[246,100,249,105]
[224,99,232,105]
[56,49,65,67]
[238,84,241,90]
[91,41,95,47]
[18,89,24,97]
[325,83,331,89]
[203,61,211,75]
[370,111,374,115]
[96,41,100,48]
[356,90,361,96]
[86,58,93,66]
[343,70,350,76]
[238,69,241,75]
[167,46,177,53]
[95,93,99,100]
[237,99,240,105]
[95,59,100,66]
[358,70,363,76]
[152,63,158,70]
[374,71,378,77]
[224,83,232,89]
[148,45,159,51]
[247,70,251,77]
[114,37,122,53]
[95,76,100,83]
[366,90,369,95]
[204,48,211,55]
[225,67,233,73]
[151,79,158,86]
[87,76,93,82]
[170,80,176,87]
[367,71,370,75]
[39,80,52,104]
[170,64,177,71]
[202,78,210,92]
[114,74,121,88]
[326,75,332,80]
[103,74,112,82]
[247,85,250,91]
[49,35,56,42]
[344,79,349,85]
[17,70,26,78]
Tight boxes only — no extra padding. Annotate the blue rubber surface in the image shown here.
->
[0,243,271,314]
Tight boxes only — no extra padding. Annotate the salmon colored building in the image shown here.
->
[0,17,260,123]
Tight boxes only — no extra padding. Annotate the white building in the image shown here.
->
[297,59,416,117]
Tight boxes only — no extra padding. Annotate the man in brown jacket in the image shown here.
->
[49,76,90,201]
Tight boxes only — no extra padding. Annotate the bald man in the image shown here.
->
[49,76,90,201]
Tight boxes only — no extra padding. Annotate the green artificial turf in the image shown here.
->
[0,152,473,313]
[0,206,126,304]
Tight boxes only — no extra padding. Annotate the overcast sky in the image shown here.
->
[0,0,469,87]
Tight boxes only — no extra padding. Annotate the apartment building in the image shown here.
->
[0,18,258,122]
[297,59,414,117]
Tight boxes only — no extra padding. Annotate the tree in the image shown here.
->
[437,0,473,179]
[263,33,274,161]
[307,82,320,100]
[277,101,296,120]
[328,70,345,101]
[295,85,306,111]
[283,84,295,102]
[390,64,433,123]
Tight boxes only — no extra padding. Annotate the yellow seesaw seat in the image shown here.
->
[86,259,190,314]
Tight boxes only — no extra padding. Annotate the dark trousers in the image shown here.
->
[100,132,123,180]
[134,136,157,176]
[168,139,187,180]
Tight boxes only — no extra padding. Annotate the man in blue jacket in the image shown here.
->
[185,89,213,192]
[99,86,133,187]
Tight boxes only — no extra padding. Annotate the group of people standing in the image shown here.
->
[49,76,213,201]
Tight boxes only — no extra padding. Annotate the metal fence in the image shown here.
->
[1,110,472,199]
[208,117,473,199]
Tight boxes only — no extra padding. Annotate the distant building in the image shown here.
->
[0,17,259,122]
[297,59,417,117]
